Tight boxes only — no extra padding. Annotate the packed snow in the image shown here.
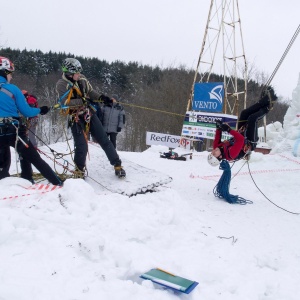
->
[1,146,300,299]
[0,78,300,300]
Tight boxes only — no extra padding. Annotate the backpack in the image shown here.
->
[26,95,38,108]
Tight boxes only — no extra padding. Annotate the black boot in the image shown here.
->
[259,86,278,110]
[114,161,126,178]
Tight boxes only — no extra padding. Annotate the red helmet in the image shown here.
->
[0,56,15,73]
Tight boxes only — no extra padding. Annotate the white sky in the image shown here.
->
[0,0,299,99]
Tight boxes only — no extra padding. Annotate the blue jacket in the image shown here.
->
[0,76,40,118]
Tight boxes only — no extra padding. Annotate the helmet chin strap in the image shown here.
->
[218,147,224,160]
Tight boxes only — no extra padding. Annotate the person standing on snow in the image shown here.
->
[207,86,278,166]
[55,58,126,178]
[0,56,62,185]
[100,97,125,149]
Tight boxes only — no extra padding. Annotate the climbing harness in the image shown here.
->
[57,82,94,167]
[224,124,252,162]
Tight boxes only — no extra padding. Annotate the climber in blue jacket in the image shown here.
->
[0,56,62,185]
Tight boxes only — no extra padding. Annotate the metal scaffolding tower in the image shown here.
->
[187,0,248,117]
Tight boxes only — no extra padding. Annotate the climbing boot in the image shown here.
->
[259,86,278,110]
[73,167,86,179]
[114,163,126,178]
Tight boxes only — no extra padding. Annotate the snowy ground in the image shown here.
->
[0,143,300,300]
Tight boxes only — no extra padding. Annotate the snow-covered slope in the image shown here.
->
[1,143,300,300]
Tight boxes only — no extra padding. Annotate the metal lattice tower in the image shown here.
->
[187,0,248,117]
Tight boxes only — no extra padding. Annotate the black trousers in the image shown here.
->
[0,144,11,178]
[107,132,118,149]
[238,101,269,144]
[20,152,34,181]
[71,113,120,171]
[0,125,61,185]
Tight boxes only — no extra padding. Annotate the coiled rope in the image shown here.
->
[213,160,253,205]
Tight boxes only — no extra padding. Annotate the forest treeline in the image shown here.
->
[0,47,289,151]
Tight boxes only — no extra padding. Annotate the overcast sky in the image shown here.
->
[1,0,299,99]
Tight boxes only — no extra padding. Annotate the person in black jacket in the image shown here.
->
[0,56,62,185]
[56,58,126,178]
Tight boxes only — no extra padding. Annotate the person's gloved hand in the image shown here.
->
[220,123,231,133]
[40,106,49,115]
[117,127,122,132]
[215,120,223,129]
[99,94,112,105]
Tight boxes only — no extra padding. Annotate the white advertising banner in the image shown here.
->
[181,111,238,140]
[146,131,190,149]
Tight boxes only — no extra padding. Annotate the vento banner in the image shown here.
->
[181,111,238,140]
[193,82,224,112]
[146,131,190,149]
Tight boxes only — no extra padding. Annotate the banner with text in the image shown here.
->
[181,111,238,140]
[193,82,224,112]
[146,131,190,149]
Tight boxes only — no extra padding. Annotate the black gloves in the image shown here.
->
[215,120,231,132]
[40,106,49,115]
[220,123,231,133]
[216,120,222,129]
[99,94,112,105]
[117,127,122,132]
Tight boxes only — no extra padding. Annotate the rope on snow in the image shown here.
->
[213,160,253,205]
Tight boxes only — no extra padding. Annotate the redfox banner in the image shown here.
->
[146,131,190,149]
[181,111,238,140]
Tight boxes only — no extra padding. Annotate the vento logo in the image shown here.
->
[209,85,223,104]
